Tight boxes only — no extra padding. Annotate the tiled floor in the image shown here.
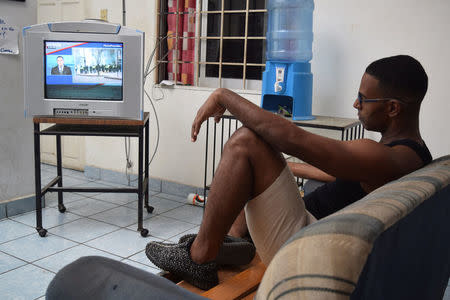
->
[0,164,201,300]
[1,165,449,300]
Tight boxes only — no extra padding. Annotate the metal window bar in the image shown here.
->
[195,0,202,86]
[157,61,266,67]
[242,0,250,89]
[218,0,225,88]
[198,36,266,40]
[157,0,267,86]
[201,9,266,14]
[174,0,180,83]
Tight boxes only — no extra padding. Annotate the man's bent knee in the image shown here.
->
[224,127,262,155]
[225,127,283,162]
[225,127,286,197]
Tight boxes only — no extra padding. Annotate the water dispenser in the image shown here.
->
[261,0,315,120]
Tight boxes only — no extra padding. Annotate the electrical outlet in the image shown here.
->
[100,9,108,21]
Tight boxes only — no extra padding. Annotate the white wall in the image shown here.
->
[84,0,449,187]
[311,0,450,150]
[0,1,37,202]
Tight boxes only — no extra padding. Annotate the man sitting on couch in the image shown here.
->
[145,55,432,290]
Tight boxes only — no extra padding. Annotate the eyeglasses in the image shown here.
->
[357,93,405,108]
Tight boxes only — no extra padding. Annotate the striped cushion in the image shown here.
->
[256,155,450,300]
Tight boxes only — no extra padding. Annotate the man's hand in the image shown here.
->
[191,88,226,142]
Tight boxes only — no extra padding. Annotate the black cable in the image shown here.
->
[124,136,132,185]
[127,89,160,183]
[145,89,160,167]
[125,33,172,183]
[144,34,173,82]
[122,0,126,26]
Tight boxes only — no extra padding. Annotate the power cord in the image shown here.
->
[144,89,160,167]
[125,35,172,184]
[144,34,173,82]
[125,88,161,184]
[124,136,132,185]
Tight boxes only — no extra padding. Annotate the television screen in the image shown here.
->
[44,41,123,101]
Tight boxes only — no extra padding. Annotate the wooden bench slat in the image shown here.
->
[201,261,265,300]
[176,255,265,300]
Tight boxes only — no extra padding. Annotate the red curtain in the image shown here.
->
[167,0,196,85]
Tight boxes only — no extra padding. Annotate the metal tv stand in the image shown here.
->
[33,113,153,237]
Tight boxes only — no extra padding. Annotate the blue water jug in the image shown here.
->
[266,0,314,62]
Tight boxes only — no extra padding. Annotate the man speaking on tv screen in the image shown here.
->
[51,56,72,75]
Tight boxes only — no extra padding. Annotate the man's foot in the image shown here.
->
[145,235,218,290]
[178,234,256,266]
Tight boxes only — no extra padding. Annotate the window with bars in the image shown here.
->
[156,0,267,90]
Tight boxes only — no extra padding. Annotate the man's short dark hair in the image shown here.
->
[365,55,428,104]
[57,56,64,60]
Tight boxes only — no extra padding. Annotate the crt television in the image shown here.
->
[23,20,144,120]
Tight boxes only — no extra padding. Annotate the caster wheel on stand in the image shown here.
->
[38,228,47,237]
[146,206,154,214]
[140,229,149,237]
[58,204,66,213]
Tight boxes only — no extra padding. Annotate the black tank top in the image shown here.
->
[303,139,432,220]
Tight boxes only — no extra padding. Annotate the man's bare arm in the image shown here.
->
[287,162,336,182]
[191,88,421,186]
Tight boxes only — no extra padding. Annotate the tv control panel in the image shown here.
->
[53,108,88,117]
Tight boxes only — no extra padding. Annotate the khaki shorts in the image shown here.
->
[245,165,317,266]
